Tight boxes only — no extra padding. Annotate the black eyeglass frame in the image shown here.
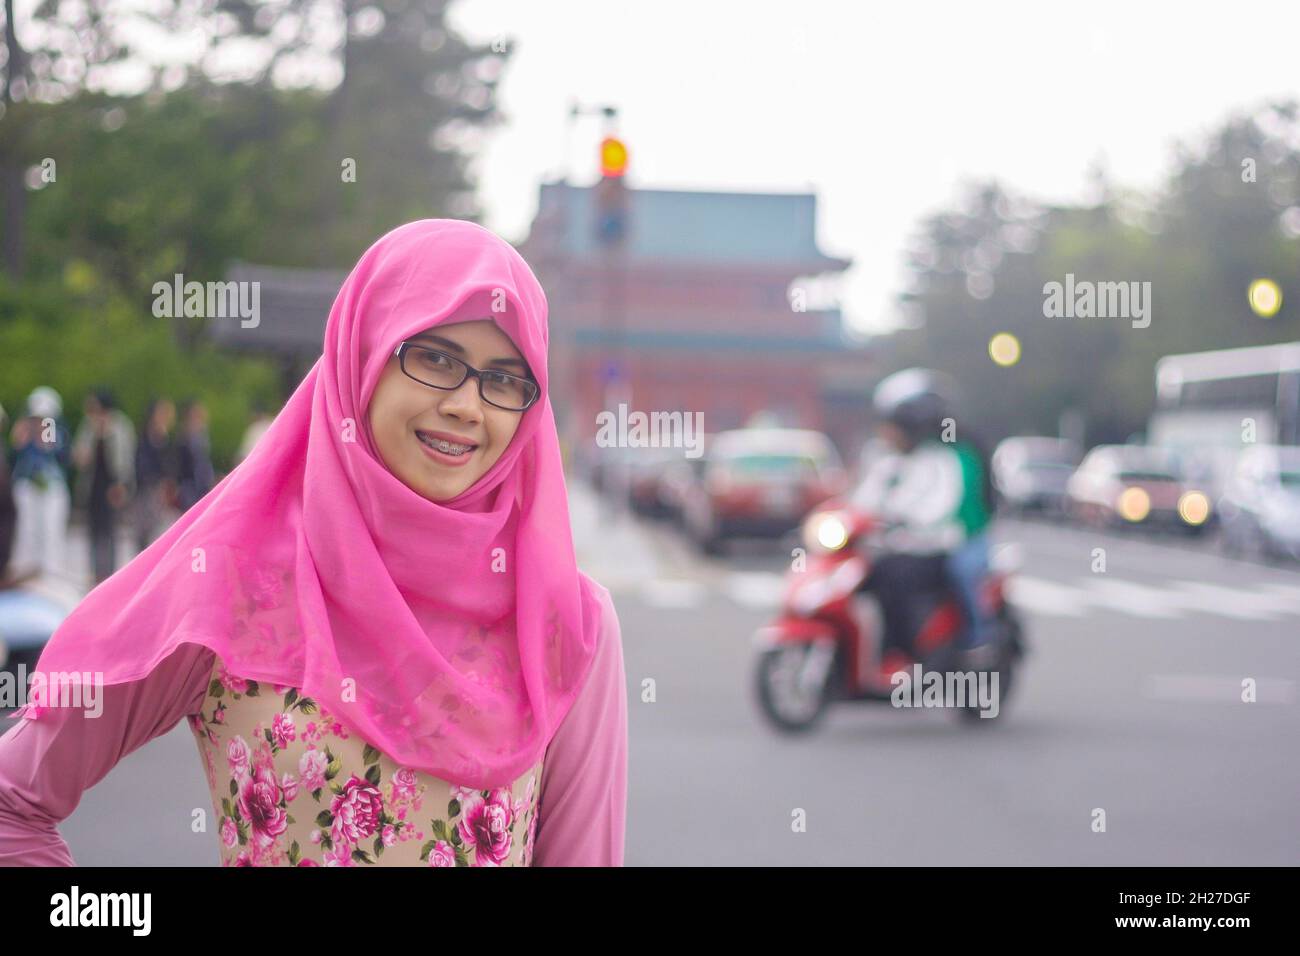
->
[393,341,541,412]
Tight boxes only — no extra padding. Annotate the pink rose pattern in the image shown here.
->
[189,664,543,866]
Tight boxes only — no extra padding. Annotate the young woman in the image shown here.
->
[0,220,628,867]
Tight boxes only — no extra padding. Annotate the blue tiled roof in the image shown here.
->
[530,181,850,270]
[573,327,863,353]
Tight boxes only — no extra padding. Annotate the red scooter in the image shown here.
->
[752,503,1026,731]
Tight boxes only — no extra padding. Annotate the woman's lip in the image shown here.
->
[416,434,478,468]
[418,429,479,447]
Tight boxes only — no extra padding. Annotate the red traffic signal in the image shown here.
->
[600,136,628,178]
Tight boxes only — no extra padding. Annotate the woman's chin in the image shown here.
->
[417,465,478,502]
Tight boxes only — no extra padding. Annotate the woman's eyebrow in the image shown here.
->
[410,333,530,370]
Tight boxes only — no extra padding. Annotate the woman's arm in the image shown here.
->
[0,642,215,866]
[532,583,628,867]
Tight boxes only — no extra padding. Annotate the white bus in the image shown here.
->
[1149,341,1300,495]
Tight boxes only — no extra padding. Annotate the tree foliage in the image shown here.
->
[892,101,1300,446]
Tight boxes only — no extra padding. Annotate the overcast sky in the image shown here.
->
[446,0,1300,333]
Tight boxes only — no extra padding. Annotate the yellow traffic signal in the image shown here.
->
[600,136,628,178]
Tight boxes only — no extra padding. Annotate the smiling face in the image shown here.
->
[367,318,534,502]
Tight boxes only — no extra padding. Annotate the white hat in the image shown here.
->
[26,386,63,419]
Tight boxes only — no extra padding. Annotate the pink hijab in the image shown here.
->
[16,219,605,790]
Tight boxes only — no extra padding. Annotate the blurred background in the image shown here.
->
[0,0,1297,865]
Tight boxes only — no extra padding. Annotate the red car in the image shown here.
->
[1066,444,1213,534]
[682,428,847,554]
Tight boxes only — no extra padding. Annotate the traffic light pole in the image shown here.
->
[601,231,632,523]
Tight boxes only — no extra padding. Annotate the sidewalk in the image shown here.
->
[30,483,655,599]
[566,474,662,592]
[59,522,139,596]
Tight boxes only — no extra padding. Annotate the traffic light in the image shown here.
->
[594,136,629,247]
[600,136,628,178]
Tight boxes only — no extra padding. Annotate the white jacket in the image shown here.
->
[850,442,964,554]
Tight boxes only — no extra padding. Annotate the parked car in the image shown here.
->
[1217,444,1300,562]
[657,454,706,526]
[584,442,629,496]
[0,575,80,680]
[1066,444,1213,534]
[681,428,848,554]
[625,446,690,518]
[584,443,697,518]
[991,436,1082,516]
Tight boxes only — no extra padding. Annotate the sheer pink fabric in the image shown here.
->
[13,219,604,791]
[0,582,626,866]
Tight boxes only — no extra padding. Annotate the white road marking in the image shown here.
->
[1166,580,1289,620]
[1007,574,1300,623]
[639,578,708,608]
[1082,578,1187,619]
[1142,674,1296,704]
[722,572,786,609]
[1004,575,1090,618]
[1256,582,1300,608]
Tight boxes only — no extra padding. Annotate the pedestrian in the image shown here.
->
[0,401,18,587]
[7,387,71,580]
[71,388,135,585]
[0,219,628,867]
[234,400,274,466]
[175,399,215,512]
[133,398,178,552]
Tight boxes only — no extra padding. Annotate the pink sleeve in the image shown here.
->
[0,642,215,866]
[532,584,628,867]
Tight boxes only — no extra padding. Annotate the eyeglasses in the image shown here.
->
[394,342,540,412]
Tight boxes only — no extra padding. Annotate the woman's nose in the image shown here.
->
[437,377,485,422]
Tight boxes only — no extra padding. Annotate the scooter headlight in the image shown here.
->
[803,511,850,553]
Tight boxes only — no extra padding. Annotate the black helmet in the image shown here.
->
[871,368,956,441]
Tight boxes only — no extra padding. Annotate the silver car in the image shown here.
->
[1218,445,1300,562]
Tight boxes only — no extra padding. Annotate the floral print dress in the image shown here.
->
[187,657,543,867]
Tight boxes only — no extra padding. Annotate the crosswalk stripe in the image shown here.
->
[639,579,708,608]
[1081,578,1186,618]
[1005,574,1300,622]
[1166,580,1289,620]
[1142,674,1297,703]
[1257,582,1300,606]
[722,572,785,610]
[1004,576,1090,617]
[599,566,1300,625]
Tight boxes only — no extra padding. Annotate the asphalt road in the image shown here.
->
[4,500,1297,865]
[611,508,1299,865]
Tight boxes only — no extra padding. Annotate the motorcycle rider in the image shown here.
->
[850,368,997,670]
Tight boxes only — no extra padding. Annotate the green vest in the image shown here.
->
[951,439,991,535]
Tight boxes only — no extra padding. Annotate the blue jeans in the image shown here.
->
[946,532,993,649]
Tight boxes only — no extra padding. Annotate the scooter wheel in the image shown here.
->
[958,658,1012,723]
[957,631,1019,724]
[754,644,837,733]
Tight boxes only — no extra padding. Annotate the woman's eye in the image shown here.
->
[482,371,512,386]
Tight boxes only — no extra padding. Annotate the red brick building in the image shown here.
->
[518,180,876,460]
[210,183,877,462]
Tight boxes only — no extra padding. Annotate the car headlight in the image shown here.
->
[1116,486,1151,521]
[1178,490,1210,525]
